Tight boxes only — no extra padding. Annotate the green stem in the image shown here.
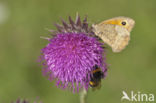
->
[80,88,88,103]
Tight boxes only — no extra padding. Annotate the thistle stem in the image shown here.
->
[80,88,88,103]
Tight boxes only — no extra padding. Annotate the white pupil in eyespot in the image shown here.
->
[121,21,126,25]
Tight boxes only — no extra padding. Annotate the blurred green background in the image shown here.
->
[0,0,156,103]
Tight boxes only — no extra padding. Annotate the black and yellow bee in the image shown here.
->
[89,65,104,89]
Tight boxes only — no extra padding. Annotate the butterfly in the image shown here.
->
[92,17,135,52]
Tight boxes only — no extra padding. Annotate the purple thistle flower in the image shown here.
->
[12,98,42,103]
[39,14,107,92]
[12,99,28,103]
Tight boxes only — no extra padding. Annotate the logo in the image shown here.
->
[121,91,154,102]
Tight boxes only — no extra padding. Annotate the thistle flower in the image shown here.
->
[12,99,28,103]
[12,98,42,103]
[39,14,107,92]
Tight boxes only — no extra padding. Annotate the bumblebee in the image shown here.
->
[89,65,104,89]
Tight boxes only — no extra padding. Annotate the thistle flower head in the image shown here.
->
[12,98,42,103]
[39,14,107,92]
[12,99,28,103]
